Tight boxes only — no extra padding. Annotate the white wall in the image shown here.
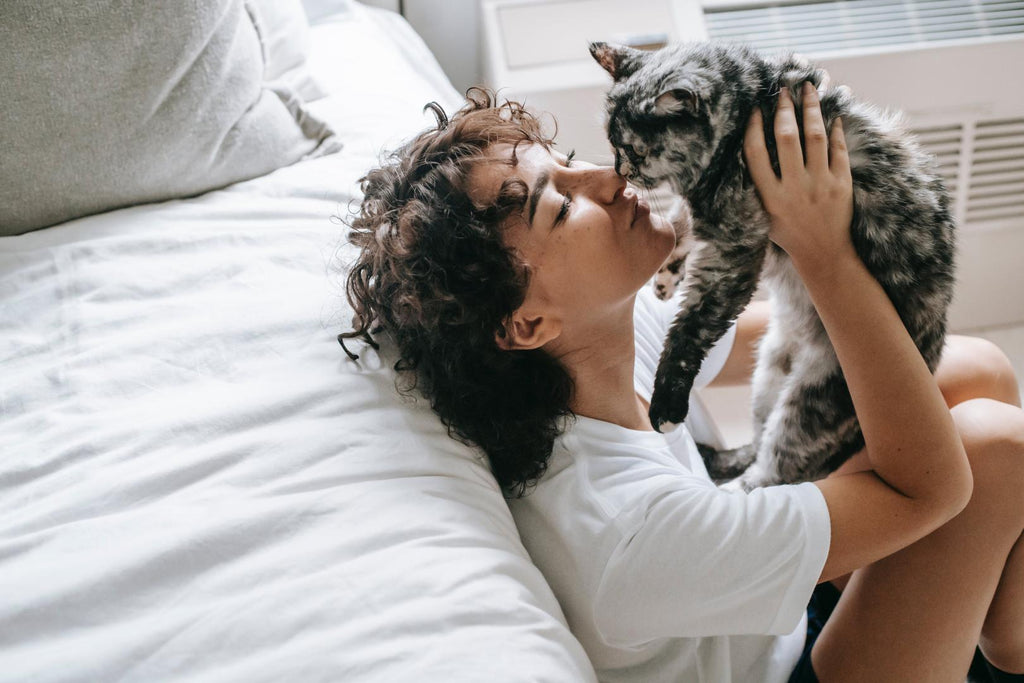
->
[359,0,482,93]
[402,0,483,94]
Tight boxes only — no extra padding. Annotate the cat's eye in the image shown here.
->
[627,142,648,158]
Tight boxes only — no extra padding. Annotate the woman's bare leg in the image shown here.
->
[811,398,1024,682]
[760,330,1023,674]
[982,530,1024,673]
[936,335,1021,409]
[930,335,1024,671]
[829,333,1021,594]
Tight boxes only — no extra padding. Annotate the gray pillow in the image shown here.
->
[0,0,341,236]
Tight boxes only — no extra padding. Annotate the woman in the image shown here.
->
[340,88,1024,682]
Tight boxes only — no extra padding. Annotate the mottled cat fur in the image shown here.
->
[592,42,957,489]
[654,196,695,300]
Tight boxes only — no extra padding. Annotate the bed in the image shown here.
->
[0,2,598,680]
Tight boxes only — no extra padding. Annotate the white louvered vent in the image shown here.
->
[705,0,1024,54]
[966,117,1024,224]
[643,118,1023,229]
[870,118,1024,227]
[912,123,963,201]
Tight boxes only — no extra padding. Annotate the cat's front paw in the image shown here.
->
[648,372,695,432]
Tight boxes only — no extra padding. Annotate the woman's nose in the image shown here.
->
[584,165,626,205]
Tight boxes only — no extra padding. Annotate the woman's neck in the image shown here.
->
[575,384,653,432]
[553,304,654,432]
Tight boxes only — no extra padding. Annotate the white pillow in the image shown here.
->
[0,0,340,236]
[248,0,326,101]
[300,0,357,25]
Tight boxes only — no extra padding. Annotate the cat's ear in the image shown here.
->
[589,42,644,81]
[654,88,700,117]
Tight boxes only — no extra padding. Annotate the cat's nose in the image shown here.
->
[615,150,633,178]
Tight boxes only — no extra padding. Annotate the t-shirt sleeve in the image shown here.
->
[592,480,830,645]
[635,286,737,391]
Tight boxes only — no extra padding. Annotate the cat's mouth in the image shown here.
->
[615,149,659,189]
[627,168,660,190]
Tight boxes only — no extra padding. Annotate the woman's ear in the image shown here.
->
[495,311,562,351]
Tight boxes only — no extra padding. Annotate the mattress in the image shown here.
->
[0,4,597,681]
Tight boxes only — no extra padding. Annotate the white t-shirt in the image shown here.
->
[508,287,831,683]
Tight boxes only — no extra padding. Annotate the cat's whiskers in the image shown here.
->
[641,183,667,222]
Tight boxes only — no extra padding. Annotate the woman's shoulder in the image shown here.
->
[548,416,716,521]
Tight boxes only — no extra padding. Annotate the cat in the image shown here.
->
[591,41,957,490]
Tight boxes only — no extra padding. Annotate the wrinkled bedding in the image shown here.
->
[0,5,596,681]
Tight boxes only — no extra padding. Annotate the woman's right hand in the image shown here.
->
[743,82,855,276]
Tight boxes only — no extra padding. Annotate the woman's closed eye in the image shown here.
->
[554,149,576,227]
[555,194,571,225]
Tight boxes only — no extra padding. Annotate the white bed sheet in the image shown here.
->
[0,4,596,681]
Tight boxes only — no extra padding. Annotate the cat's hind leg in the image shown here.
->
[703,298,798,483]
[749,299,799,450]
[736,352,864,491]
[698,442,757,483]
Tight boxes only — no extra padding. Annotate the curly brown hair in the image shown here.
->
[338,88,575,498]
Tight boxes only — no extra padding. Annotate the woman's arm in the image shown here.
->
[744,84,973,583]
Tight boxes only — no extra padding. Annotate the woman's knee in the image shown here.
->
[952,399,1024,523]
[938,336,1021,408]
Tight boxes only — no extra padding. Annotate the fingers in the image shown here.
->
[802,82,829,174]
[743,108,777,191]
[829,116,851,180]
[774,87,804,178]
[818,69,831,96]
[747,79,852,193]
[793,53,830,96]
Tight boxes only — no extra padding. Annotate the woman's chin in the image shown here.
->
[650,213,679,248]
[651,212,673,232]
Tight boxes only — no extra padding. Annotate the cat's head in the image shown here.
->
[590,42,748,194]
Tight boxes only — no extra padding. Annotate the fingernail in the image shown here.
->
[804,81,816,99]
[779,88,789,101]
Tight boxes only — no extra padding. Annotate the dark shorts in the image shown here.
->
[787,581,842,683]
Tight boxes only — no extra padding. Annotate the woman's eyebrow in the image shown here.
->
[527,169,551,226]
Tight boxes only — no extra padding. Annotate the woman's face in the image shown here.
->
[469,142,676,346]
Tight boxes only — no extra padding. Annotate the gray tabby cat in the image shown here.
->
[591,42,957,490]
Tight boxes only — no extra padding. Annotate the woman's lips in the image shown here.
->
[631,196,650,228]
